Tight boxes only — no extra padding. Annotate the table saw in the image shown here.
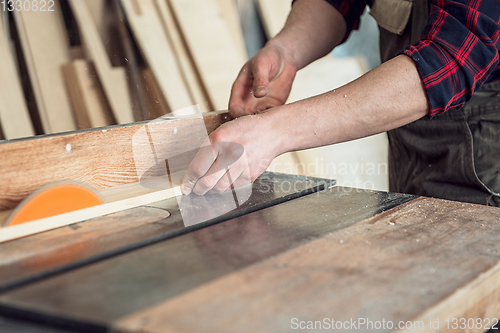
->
[0,111,499,333]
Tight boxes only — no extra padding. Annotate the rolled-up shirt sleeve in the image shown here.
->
[401,0,500,117]
[323,0,371,41]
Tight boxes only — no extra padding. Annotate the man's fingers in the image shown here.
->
[207,169,236,194]
[229,47,288,117]
[207,160,249,194]
[180,143,217,195]
[229,170,252,189]
[252,56,272,98]
[192,165,227,195]
[192,144,246,195]
[229,65,253,118]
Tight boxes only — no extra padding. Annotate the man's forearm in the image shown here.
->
[262,55,429,155]
[268,0,347,70]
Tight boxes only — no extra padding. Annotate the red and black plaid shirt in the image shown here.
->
[322,0,500,116]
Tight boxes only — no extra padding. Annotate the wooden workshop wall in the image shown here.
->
[0,0,247,138]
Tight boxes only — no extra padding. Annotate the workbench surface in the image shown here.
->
[1,175,499,333]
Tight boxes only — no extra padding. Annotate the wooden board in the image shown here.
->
[168,0,246,110]
[84,0,107,38]
[68,0,134,125]
[0,13,34,139]
[256,0,291,38]
[114,197,500,333]
[62,59,115,129]
[154,0,210,112]
[121,0,194,113]
[0,111,230,211]
[83,0,115,63]
[216,0,247,60]
[141,67,170,119]
[14,1,76,134]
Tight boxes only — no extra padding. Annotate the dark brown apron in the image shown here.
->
[371,0,500,206]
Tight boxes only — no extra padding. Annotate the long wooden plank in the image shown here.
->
[63,62,91,129]
[83,0,112,61]
[141,67,170,119]
[0,13,34,140]
[121,0,193,113]
[14,1,76,134]
[154,0,210,112]
[168,0,246,110]
[84,0,124,67]
[68,0,134,124]
[0,186,181,244]
[216,0,247,60]
[256,0,291,38]
[62,60,114,128]
[115,198,500,333]
[0,111,230,211]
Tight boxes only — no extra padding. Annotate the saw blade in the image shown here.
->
[3,181,105,227]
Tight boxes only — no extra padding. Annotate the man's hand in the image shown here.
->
[180,114,282,195]
[228,45,297,118]
[179,1,429,197]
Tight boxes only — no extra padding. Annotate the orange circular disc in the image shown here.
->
[4,181,105,227]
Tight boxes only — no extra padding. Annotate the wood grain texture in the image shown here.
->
[14,1,76,134]
[0,111,231,211]
[63,60,115,129]
[216,0,247,60]
[0,13,34,139]
[121,0,193,113]
[68,0,134,124]
[115,198,500,333]
[141,67,170,119]
[168,0,246,110]
[83,0,118,65]
[0,206,171,286]
[154,0,210,112]
[63,61,91,129]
